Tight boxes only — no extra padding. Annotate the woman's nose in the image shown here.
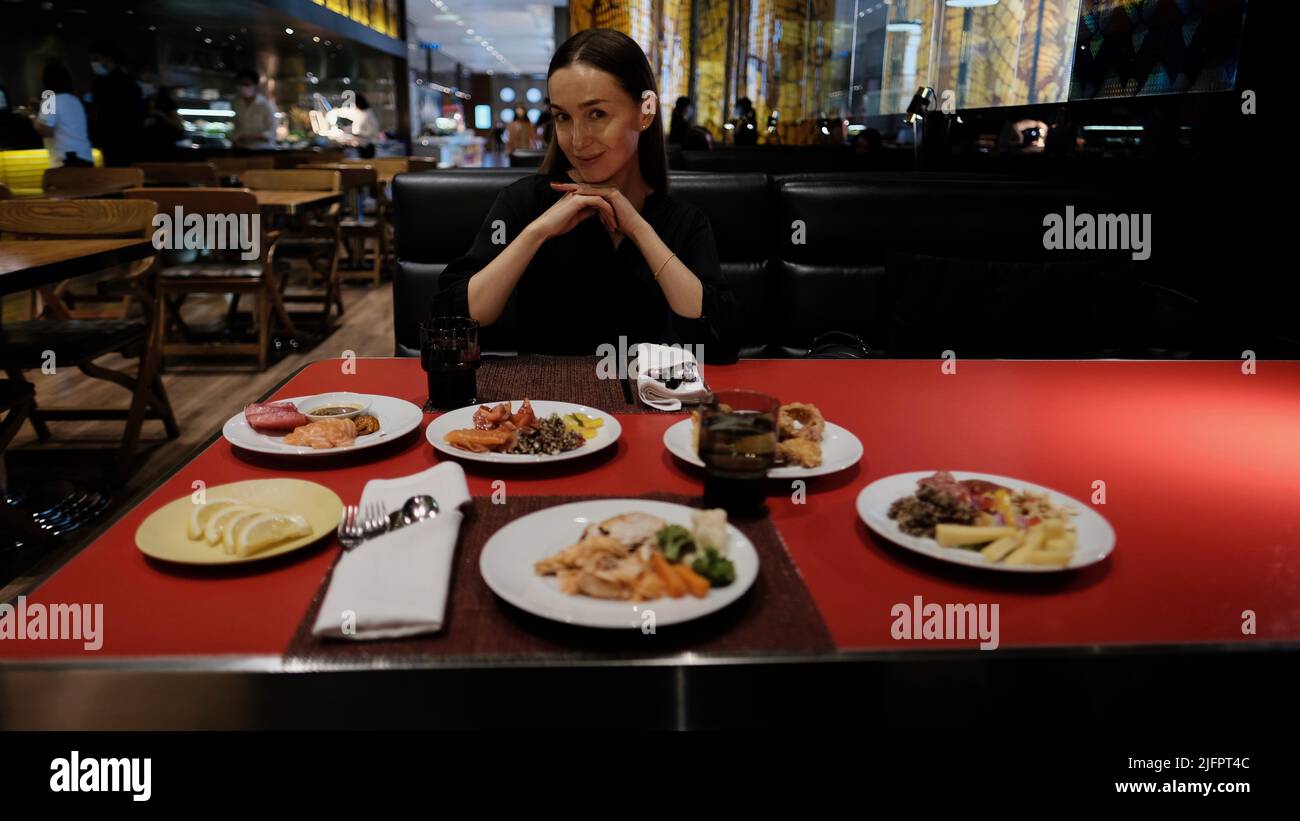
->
[571,120,592,149]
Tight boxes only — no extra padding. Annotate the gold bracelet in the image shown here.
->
[653,253,677,281]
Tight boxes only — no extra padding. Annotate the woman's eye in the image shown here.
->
[554,112,569,122]
[588,110,605,120]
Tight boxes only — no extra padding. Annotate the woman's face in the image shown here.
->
[548,62,647,184]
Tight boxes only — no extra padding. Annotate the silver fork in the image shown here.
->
[337,501,389,550]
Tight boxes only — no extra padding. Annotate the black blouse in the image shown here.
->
[432,172,739,363]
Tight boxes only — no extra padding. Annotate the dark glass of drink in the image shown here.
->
[420,317,481,411]
[698,390,778,518]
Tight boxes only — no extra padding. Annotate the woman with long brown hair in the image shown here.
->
[434,28,737,361]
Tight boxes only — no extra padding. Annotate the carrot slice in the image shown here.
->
[672,563,710,598]
[650,552,686,598]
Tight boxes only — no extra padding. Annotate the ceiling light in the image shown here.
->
[285,28,294,34]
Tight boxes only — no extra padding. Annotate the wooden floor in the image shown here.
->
[1,281,397,597]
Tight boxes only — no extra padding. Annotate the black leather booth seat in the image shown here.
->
[392,168,1235,359]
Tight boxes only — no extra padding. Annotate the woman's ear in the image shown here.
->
[640,90,657,130]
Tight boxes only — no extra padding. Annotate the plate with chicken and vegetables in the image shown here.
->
[479,499,760,628]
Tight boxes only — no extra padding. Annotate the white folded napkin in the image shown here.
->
[312,462,471,641]
[631,342,710,411]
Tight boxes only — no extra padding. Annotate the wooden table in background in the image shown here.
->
[251,190,341,215]
[0,238,155,296]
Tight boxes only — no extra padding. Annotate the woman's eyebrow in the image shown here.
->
[552,98,610,111]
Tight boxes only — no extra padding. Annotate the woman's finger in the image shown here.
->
[572,194,617,225]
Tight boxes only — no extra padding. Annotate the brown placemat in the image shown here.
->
[474,355,656,414]
[284,493,834,666]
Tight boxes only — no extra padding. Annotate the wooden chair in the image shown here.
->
[123,187,287,370]
[0,198,178,483]
[407,157,439,172]
[239,169,343,325]
[132,162,219,187]
[299,163,384,287]
[43,166,144,194]
[210,155,275,186]
[0,183,11,200]
[37,168,149,318]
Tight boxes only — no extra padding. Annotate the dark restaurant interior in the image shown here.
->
[0,0,1294,788]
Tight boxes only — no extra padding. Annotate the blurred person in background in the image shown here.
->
[87,44,144,166]
[505,105,536,154]
[730,97,757,146]
[668,96,693,145]
[346,93,379,159]
[30,64,93,167]
[231,69,278,148]
[493,118,506,155]
[141,85,185,159]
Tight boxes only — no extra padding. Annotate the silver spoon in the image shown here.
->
[387,494,439,530]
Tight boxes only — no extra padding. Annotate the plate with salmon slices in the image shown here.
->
[223,394,424,456]
[425,399,621,465]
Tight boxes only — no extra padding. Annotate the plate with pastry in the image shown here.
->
[223,393,423,455]
[661,401,863,478]
[479,499,760,628]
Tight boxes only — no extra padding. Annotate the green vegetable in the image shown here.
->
[657,524,694,562]
[692,548,736,586]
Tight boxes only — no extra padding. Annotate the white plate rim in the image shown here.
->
[662,417,864,479]
[855,470,1116,573]
[425,400,623,464]
[222,394,424,456]
[478,498,760,628]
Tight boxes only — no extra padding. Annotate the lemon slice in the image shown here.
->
[233,512,312,557]
[188,499,240,540]
[222,508,270,554]
[204,504,258,546]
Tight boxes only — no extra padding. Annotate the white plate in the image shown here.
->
[425,400,622,464]
[662,417,864,479]
[855,471,1116,573]
[222,394,424,456]
[479,498,760,629]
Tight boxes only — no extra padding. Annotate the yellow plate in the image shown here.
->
[135,479,343,565]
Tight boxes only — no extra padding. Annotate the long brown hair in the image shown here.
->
[539,28,668,193]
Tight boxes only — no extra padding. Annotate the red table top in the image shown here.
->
[4,358,1299,662]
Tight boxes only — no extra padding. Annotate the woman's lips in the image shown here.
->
[574,152,605,166]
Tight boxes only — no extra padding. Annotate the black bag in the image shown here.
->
[804,331,874,359]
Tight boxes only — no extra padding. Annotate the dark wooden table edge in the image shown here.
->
[3,636,1299,674]
[0,238,157,295]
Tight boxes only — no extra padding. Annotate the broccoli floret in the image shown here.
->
[692,548,736,586]
[657,524,694,562]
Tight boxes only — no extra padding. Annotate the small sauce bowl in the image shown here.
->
[301,392,372,422]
